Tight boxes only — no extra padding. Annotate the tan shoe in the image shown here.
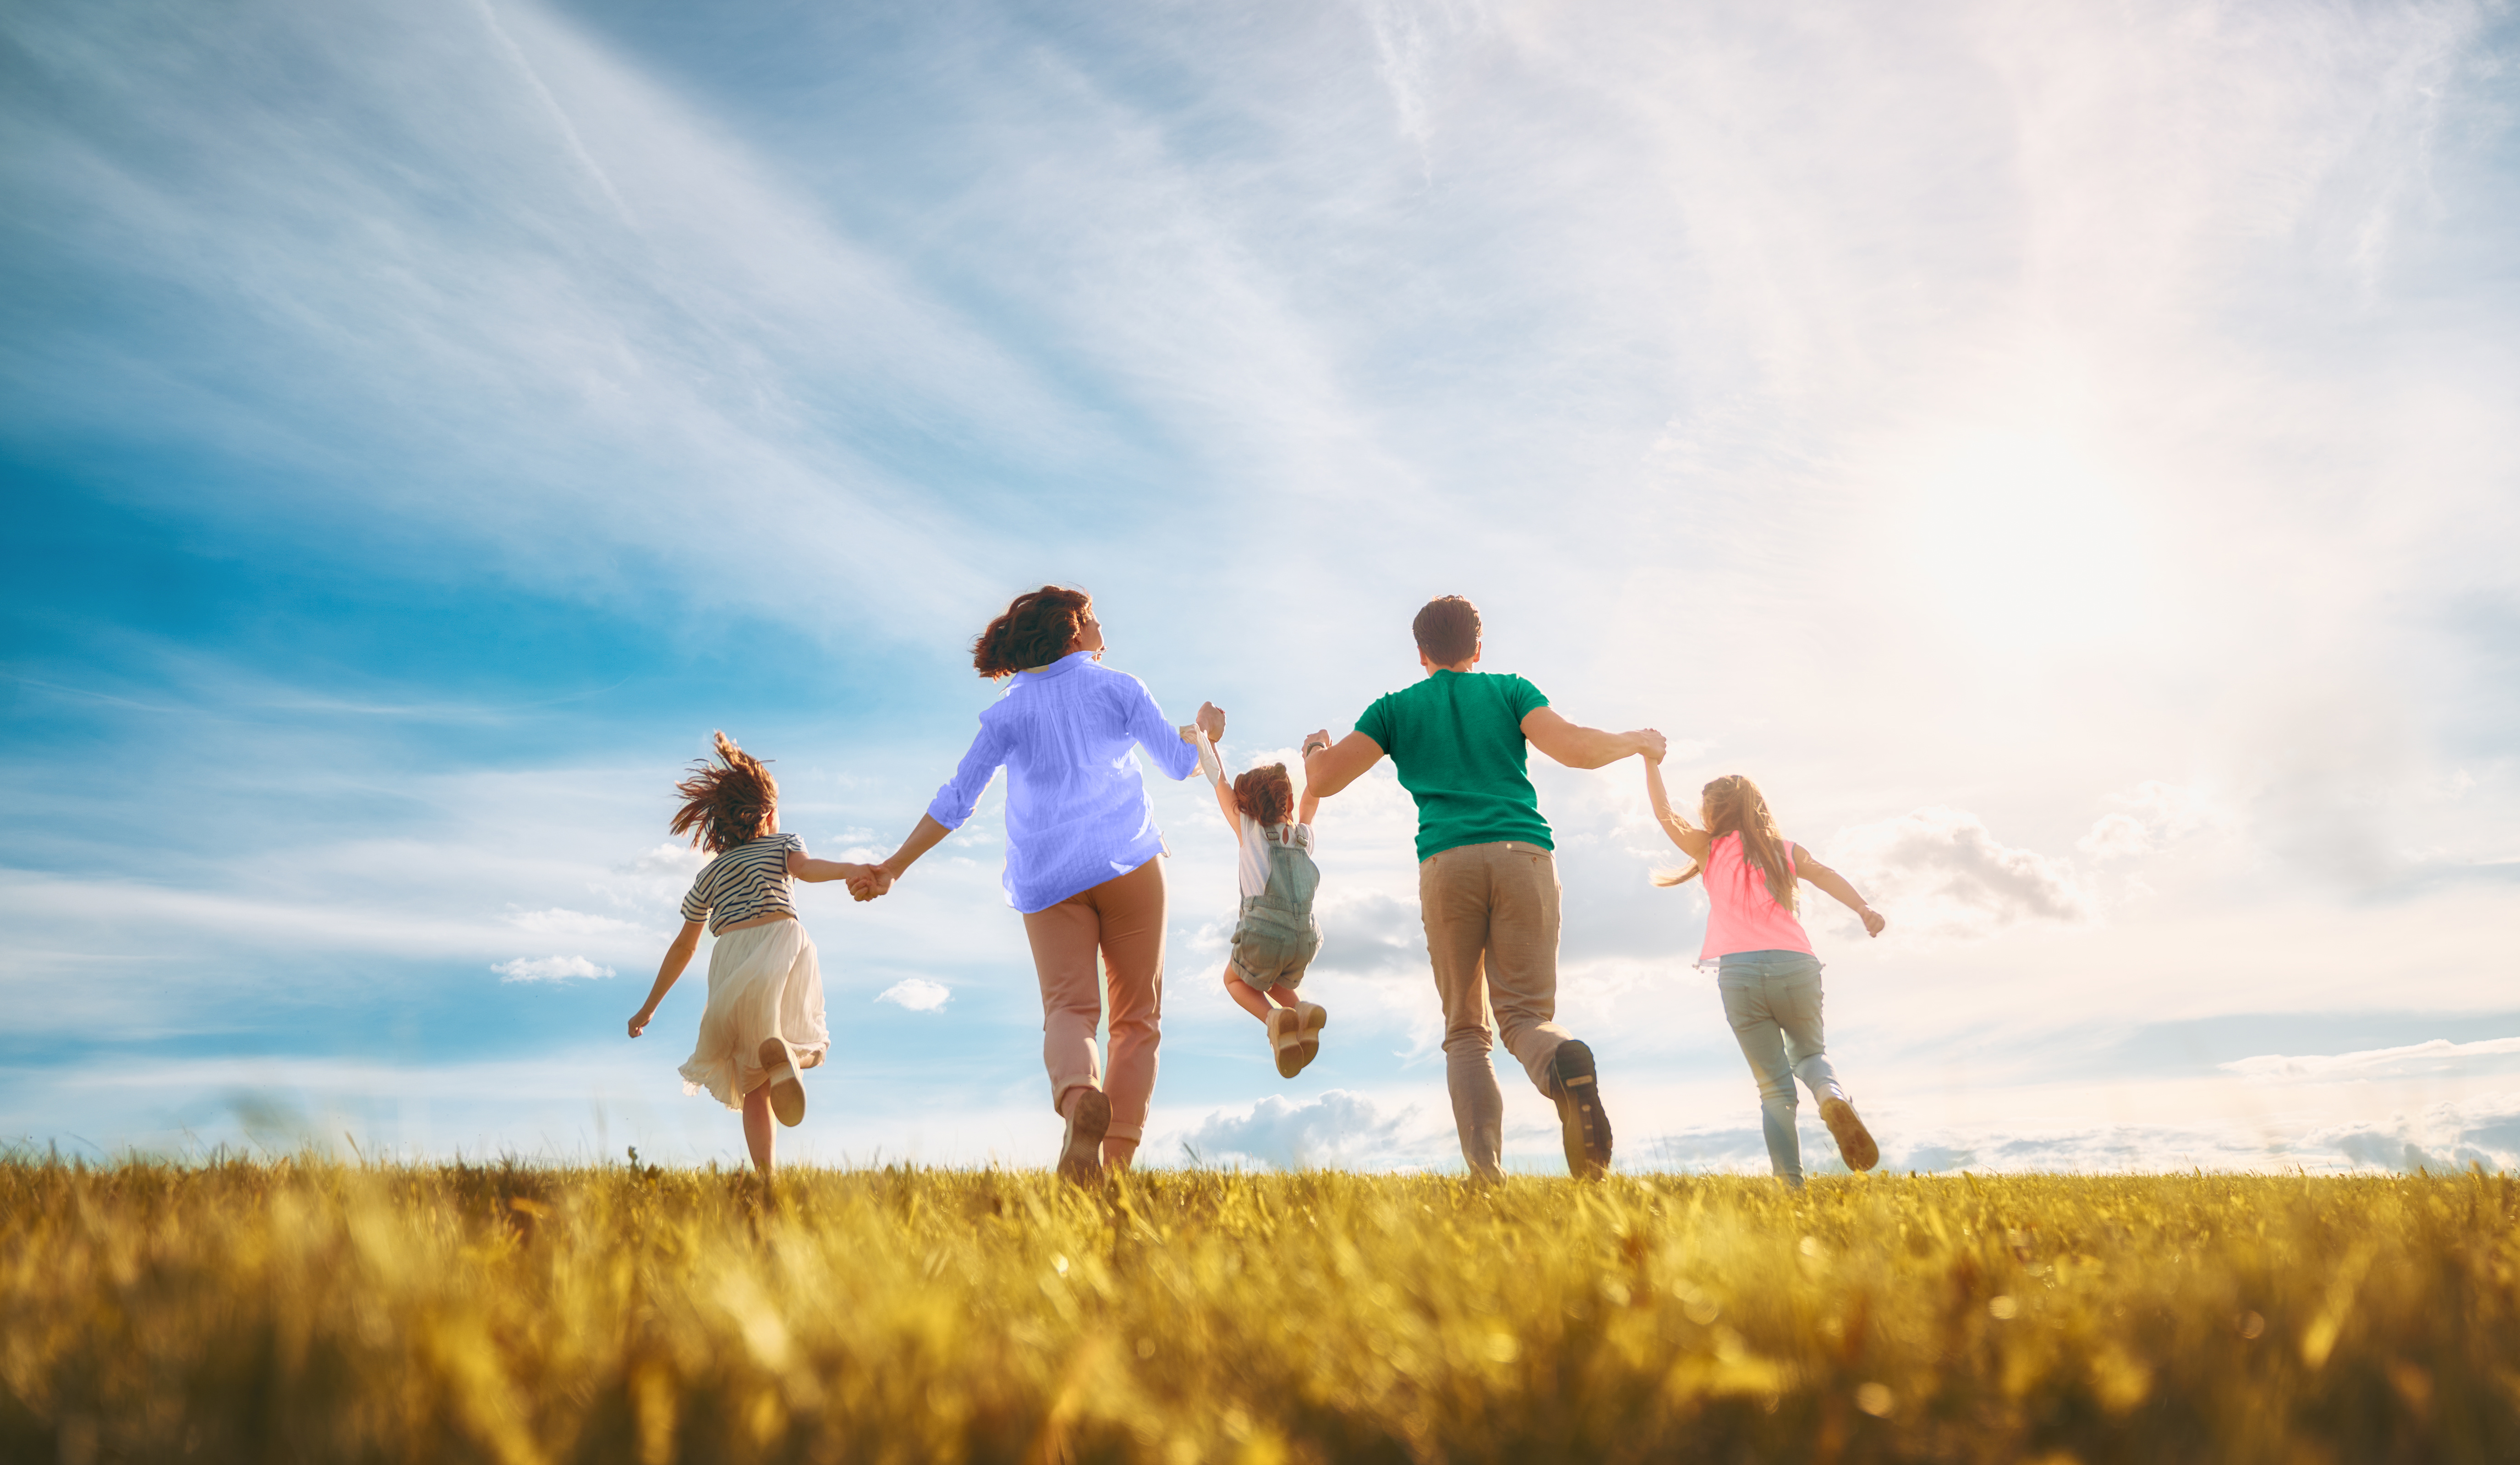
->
[1267,1006,1304,1079]
[1294,1001,1328,1074]
[1819,1097,1879,1172]
[757,1037,806,1127]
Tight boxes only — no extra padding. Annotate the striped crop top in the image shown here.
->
[679,833,805,935]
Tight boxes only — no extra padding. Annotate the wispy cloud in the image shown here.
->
[875,978,952,1013]
[506,907,649,939]
[1179,1090,1423,1170]
[2223,1036,2520,1084]
[1822,807,2091,943]
[492,955,615,983]
[2303,1093,2520,1175]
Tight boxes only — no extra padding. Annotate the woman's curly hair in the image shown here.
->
[669,731,778,854]
[1231,764,1295,827]
[973,585,1091,679]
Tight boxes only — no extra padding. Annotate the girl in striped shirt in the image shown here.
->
[627,732,878,1173]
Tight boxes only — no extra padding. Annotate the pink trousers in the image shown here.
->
[1022,856,1166,1143]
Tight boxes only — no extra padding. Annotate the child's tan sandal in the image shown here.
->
[1266,1007,1304,1079]
[1293,1002,1328,1075]
[1819,1097,1879,1172]
[758,1037,807,1127]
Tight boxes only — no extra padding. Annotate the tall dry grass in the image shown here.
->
[3,1159,2513,1462]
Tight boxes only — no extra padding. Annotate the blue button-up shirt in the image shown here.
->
[926,651,1200,913]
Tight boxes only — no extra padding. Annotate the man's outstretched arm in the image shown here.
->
[1300,728,1384,799]
[1521,707,1665,769]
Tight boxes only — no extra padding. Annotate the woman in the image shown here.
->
[861,586,1222,1183]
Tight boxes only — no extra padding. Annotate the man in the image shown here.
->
[1302,595,1664,1178]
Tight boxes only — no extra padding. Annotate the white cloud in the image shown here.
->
[2222,1036,2520,1084]
[1181,1090,1420,1170]
[491,954,615,982]
[1636,1098,2520,1177]
[1309,888,1423,973]
[876,978,952,1012]
[2302,1093,2520,1175]
[2110,782,2213,839]
[2077,813,2153,861]
[2078,781,2218,861]
[632,843,707,877]
[505,906,645,937]
[1821,807,2092,943]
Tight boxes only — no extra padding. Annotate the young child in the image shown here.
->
[1644,754,1888,1186]
[626,732,874,1174]
[1196,732,1329,1077]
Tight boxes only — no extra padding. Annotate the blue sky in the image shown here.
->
[4,0,2516,1173]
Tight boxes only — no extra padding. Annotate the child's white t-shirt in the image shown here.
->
[1237,814,1316,900]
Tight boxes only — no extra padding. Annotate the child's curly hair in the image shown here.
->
[669,731,779,854]
[1231,764,1295,827]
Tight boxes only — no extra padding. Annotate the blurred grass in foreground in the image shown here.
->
[4,1161,2515,1463]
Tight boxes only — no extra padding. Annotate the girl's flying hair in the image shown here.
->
[1231,764,1295,826]
[973,585,1092,679]
[1653,773,1799,913]
[670,731,778,854]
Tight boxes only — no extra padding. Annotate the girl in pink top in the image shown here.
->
[1644,757,1887,1186]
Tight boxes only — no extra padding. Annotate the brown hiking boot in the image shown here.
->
[1551,1040,1613,1179]
[1820,1097,1879,1172]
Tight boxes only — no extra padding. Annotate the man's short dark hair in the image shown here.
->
[1413,595,1481,667]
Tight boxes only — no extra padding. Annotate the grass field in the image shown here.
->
[3,1159,2514,1463]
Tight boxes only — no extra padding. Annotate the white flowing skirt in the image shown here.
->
[678,918,830,1109]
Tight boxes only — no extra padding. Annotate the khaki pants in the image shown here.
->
[1023,856,1166,1145]
[1419,840,1574,1175]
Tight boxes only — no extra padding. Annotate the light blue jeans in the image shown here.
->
[1716,950,1844,1186]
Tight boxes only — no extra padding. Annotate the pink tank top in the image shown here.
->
[1698,830,1813,961]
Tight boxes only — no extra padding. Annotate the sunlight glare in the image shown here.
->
[1911,431,2147,648]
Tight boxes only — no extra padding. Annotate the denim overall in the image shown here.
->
[1228,826,1322,988]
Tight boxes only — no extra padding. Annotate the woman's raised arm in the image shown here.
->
[1125,673,1217,782]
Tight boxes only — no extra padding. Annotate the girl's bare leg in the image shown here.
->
[742,1082,775,1173]
[1266,986,1303,1007]
[1223,968,1277,1022]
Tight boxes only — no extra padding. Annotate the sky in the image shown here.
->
[3,0,2516,1175]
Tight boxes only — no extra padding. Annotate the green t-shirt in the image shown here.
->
[1354,670,1554,862]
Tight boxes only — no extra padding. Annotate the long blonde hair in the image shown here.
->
[1653,774,1798,913]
